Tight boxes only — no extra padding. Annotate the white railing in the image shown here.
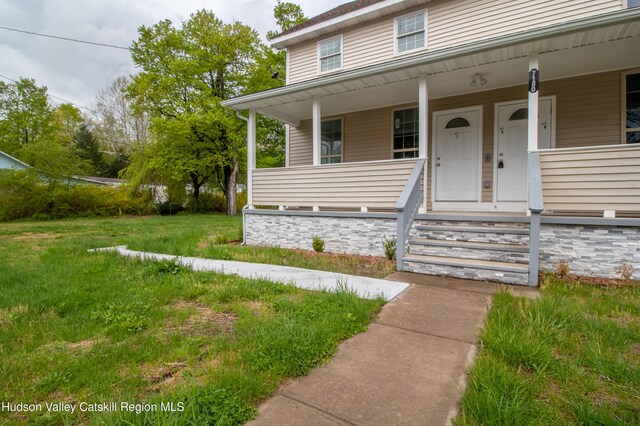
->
[395,159,425,271]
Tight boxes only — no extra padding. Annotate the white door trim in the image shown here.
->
[431,105,483,209]
[492,96,556,210]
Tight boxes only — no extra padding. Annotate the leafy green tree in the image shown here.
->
[0,78,52,153]
[74,124,107,175]
[267,1,308,39]
[127,10,270,214]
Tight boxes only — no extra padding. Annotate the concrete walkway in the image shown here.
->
[88,246,409,301]
[248,272,538,426]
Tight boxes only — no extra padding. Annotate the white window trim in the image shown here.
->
[320,117,344,163]
[394,9,428,56]
[622,69,640,144]
[317,35,343,75]
[390,105,419,159]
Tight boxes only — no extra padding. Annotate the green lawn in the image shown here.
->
[0,215,385,425]
[458,275,640,425]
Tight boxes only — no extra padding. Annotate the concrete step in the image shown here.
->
[412,225,530,245]
[408,238,529,264]
[402,254,530,286]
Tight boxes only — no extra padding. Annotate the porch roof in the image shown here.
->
[222,8,640,126]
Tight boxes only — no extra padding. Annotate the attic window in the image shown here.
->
[396,11,426,54]
[318,36,342,73]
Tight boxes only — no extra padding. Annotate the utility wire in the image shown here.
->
[0,72,97,113]
[0,25,131,51]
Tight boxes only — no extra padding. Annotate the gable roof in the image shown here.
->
[0,150,30,170]
[276,0,386,38]
[269,0,427,49]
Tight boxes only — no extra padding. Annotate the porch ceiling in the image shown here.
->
[222,9,640,126]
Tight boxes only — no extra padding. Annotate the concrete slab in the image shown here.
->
[376,285,490,343]
[386,271,540,299]
[247,395,349,426]
[281,323,475,425]
[88,246,409,301]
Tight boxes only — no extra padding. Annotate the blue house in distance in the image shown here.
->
[0,150,30,171]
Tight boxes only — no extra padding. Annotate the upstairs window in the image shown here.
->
[321,118,343,164]
[318,36,342,73]
[393,108,419,159]
[396,11,426,54]
[625,71,640,143]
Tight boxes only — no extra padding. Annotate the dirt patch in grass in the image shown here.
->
[142,362,189,393]
[67,338,103,351]
[0,232,61,241]
[552,272,640,288]
[0,304,29,328]
[167,300,238,336]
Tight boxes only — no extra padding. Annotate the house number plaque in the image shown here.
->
[529,69,539,93]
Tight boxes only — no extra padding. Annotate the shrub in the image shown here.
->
[312,236,325,253]
[156,202,185,216]
[616,261,634,281]
[555,259,569,277]
[0,170,153,221]
[382,236,397,260]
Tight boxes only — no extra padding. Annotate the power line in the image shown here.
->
[0,72,96,113]
[0,25,131,51]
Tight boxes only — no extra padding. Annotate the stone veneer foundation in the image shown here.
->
[244,210,640,281]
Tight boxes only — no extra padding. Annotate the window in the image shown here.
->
[625,72,640,143]
[393,108,419,159]
[318,36,342,73]
[396,11,426,54]
[321,118,342,163]
[628,0,640,8]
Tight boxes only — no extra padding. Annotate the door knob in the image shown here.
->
[498,160,504,169]
[436,163,440,167]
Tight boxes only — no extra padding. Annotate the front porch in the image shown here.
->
[224,10,640,286]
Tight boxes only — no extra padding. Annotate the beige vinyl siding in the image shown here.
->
[289,119,312,166]
[285,70,624,205]
[252,159,418,208]
[344,107,397,162]
[287,0,622,84]
[540,145,640,211]
[428,0,622,51]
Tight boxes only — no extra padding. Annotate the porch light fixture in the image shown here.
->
[469,73,487,87]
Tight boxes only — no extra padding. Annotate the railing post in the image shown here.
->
[397,208,405,271]
[527,151,544,287]
[529,212,540,286]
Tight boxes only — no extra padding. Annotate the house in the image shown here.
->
[222,0,640,286]
[0,150,30,171]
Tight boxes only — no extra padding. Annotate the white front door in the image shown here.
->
[434,108,481,201]
[496,99,553,202]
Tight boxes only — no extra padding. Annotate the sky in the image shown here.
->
[0,0,345,113]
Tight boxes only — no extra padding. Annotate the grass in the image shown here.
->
[0,215,386,425]
[457,274,640,425]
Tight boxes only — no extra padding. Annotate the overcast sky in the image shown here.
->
[0,0,344,112]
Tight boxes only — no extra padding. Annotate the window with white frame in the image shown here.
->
[321,118,342,163]
[318,36,342,73]
[625,72,640,143]
[396,11,426,54]
[393,108,419,159]
[628,0,640,8]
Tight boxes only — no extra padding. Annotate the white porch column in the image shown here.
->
[247,109,256,208]
[418,75,429,212]
[312,99,322,166]
[527,53,539,152]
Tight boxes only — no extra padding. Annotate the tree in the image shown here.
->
[127,10,270,214]
[0,78,52,153]
[267,1,308,39]
[92,76,150,155]
[74,124,107,175]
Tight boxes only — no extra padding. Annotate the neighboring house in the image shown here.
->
[0,150,113,187]
[222,0,640,285]
[0,150,30,171]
